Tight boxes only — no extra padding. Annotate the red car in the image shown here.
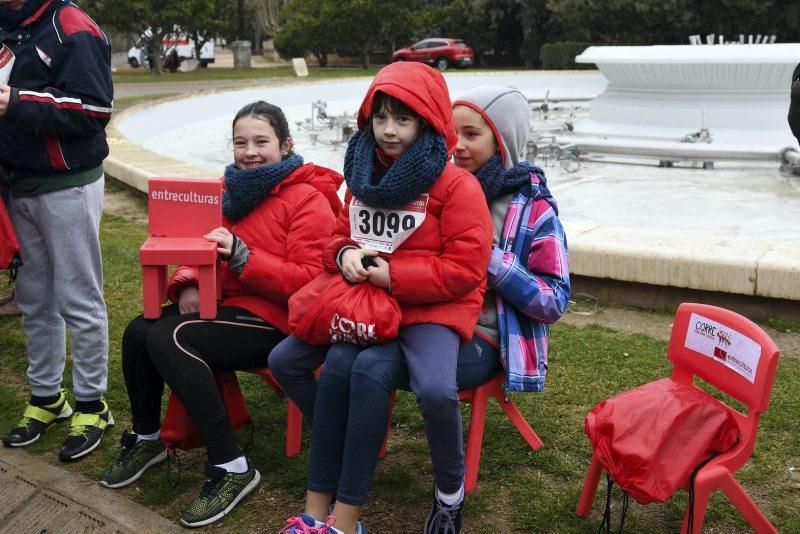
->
[391,38,474,70]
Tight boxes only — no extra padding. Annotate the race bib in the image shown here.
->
[0,44,15,85]
[349,194,428,253]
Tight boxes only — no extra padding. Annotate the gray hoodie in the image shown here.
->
[453,85,531,170]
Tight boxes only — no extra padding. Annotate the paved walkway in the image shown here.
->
[115,76,291,99]
[0,446,179,533]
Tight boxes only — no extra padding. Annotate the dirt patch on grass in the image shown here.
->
[561,304,799,359]
[104,180,147,223]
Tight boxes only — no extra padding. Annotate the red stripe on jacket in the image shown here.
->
[58,5,104,39]
[43,136,68,170]
[18,93,112,118]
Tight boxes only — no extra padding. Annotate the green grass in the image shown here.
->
[116,94,182,109]
[0,203,798,532]
[113,66,380,84]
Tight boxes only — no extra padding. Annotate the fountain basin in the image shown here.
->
[573,44,800,153]
[106,71,800,306]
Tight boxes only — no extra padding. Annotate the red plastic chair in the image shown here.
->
[160,369,304,458]
[380,372,544,494]
[575,303,780,533]
[139,177,223,320]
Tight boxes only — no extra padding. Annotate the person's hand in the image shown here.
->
[340,247,378,283]
[204,226,234,257]
[366,256,390,289]
[178,286,200,314]
[0,84,11,118]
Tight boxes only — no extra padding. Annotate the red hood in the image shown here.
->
[357,62,457,156]
[273,162,344,217]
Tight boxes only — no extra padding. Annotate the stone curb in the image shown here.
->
[0,446,180,533]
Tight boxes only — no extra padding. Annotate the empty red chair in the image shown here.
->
[139,177,223,319]
[380,372,544,494]
[576,303,780,533]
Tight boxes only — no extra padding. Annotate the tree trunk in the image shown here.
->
[146,33,164,75]
[314,50,329,67]
[361,49,370,69]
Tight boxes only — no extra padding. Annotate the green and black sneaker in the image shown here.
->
[179,460,261,528]
[2,389,73,447]
[99,430,168,489]
[59,399,114,462]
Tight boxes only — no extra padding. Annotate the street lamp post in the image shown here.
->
[233,0,252,69]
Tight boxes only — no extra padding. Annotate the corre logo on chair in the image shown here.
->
[686,313,761,383]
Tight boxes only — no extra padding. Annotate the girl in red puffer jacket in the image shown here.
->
[280,62,493,534]
[98,101,342,528]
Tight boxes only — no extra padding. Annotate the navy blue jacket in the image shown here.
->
[0,0,112,178]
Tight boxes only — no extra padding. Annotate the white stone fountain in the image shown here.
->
[571,44,800,163]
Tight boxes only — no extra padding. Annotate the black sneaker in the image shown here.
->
[99,430,168,488]
[179,460,261,528]
[58,398,114,461]
[2,389,72,447]
[423,486,464,534]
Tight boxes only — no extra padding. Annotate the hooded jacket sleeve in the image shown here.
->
[237,188,336,303]
[5,7,112,136]
[488,197,571,324]
[389,175,492,304]
[167,266,200,303]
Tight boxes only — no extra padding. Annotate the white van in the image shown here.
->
[128,29,215,70]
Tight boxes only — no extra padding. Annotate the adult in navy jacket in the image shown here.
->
[0,0,115,463]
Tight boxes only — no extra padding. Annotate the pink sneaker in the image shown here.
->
[318,515,367,534]
[281,514,319,533]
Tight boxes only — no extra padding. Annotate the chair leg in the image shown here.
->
[197,263,217,319]
[215,257,222,300]
[285,399,302,458]
[141,265,167,319]
[715,471,777,534]
[463,384,490,495]
[491,388,544,451]
[379,390,397,459]
[679,467,719,534]
[576,453,603,517]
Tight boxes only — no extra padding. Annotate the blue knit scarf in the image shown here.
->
[343,128,448,209]
[474,155,538,203]
[222,154,303,220]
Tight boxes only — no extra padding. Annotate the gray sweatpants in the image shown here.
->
[9,177,109,401]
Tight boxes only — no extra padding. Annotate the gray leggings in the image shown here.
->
[306,324,499,505]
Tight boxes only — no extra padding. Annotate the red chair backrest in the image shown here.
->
[147,177,223,237]
[667,303,780,414]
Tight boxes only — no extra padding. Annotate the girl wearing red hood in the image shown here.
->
[97,102,343,528]
[281,63,492,533]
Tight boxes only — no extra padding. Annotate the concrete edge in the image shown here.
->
[105,92,800,303]
[0,447,181,533]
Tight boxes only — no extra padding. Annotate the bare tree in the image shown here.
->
[248,0,283,38]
